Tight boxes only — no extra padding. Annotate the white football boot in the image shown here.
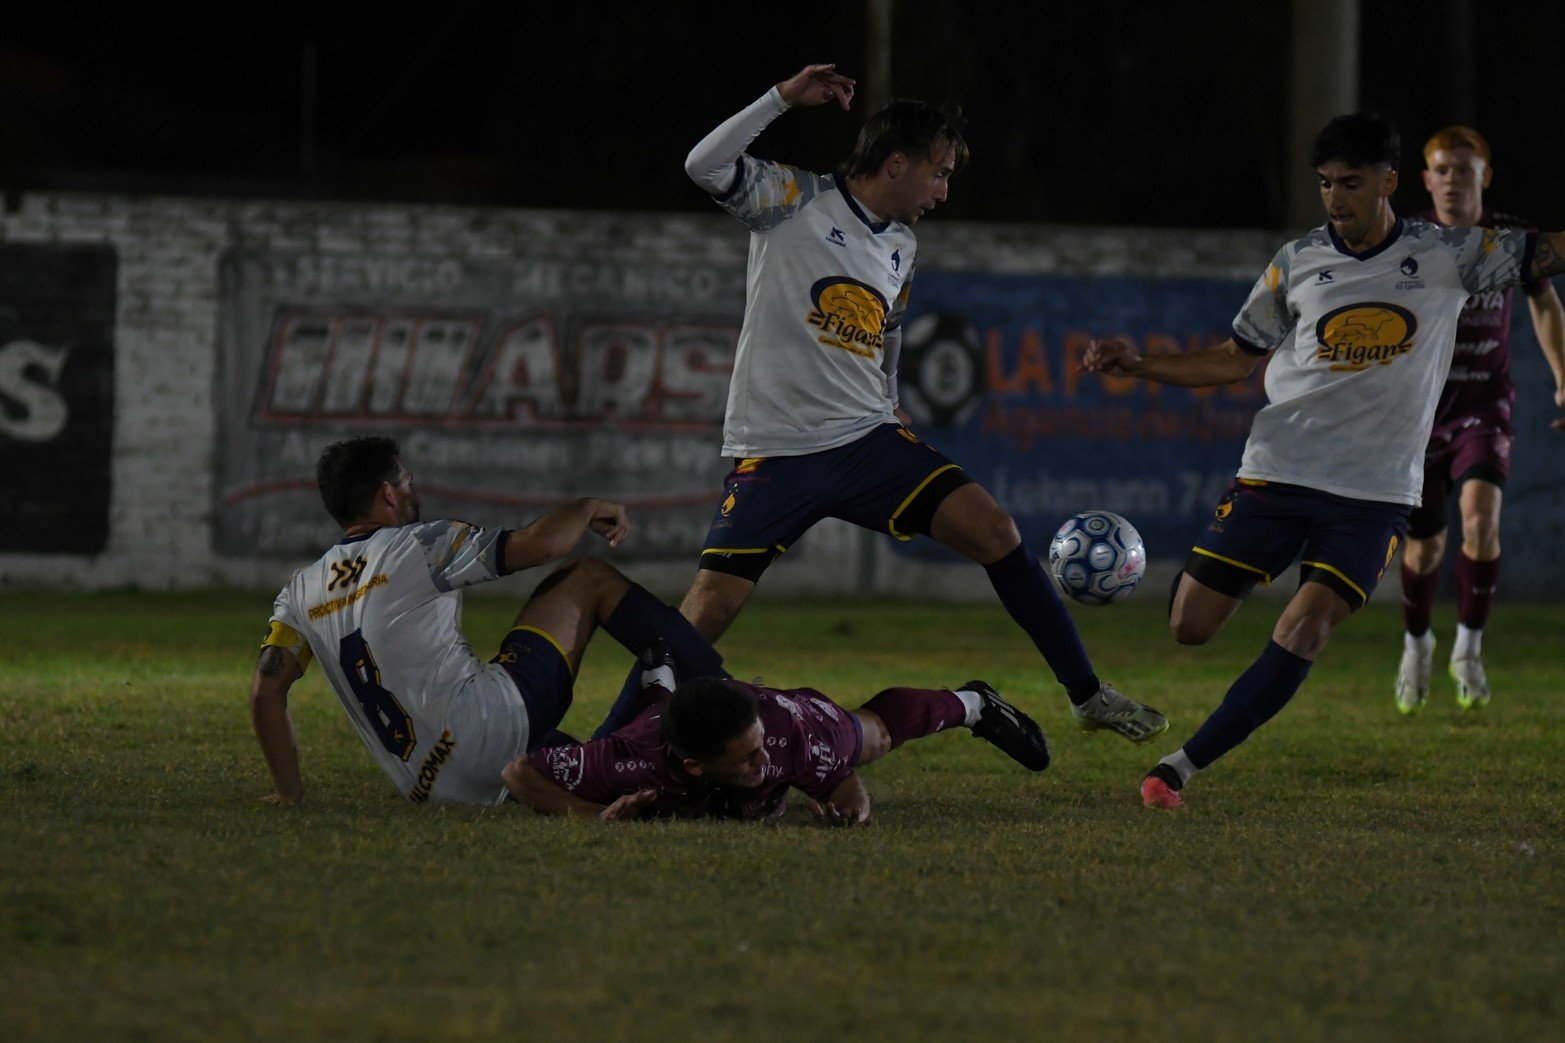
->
[1394,632,1435,715]
[1449,654,1491,711]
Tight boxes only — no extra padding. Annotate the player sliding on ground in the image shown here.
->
[504,646,1051,824]
[593,61,1166,748]
[248,437,721,806]
[1082,112,1565,809]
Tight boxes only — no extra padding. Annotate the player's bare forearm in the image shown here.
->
[1531,232,1565,280]
[1083,337,1259,388]
[504,498,629,571]
[814,773,872,826]
[1527,284,1565,402]
[251,647,303,802]
[501,758,607,818]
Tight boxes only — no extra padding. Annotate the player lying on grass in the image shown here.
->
[503,650,1051,824]
[1082,112,1565,809]
[249,436,721,806]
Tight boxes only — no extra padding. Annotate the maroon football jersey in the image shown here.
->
[1415,209,1549,439]
[526,682,863,820]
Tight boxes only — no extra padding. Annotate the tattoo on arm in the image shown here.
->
[258,646,289,678]
[1534,233,1565,279]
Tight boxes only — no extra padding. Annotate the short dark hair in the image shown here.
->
[1311,112,1400,170]
[661,677,759,763]
[315,436,402,526]
[842,98,970,180]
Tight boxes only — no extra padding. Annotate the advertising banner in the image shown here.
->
[0,243,117,555]
[895,271,1261,562]
[214,248,744,559]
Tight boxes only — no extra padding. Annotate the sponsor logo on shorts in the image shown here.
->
[407,730,458,804]
[1314,302,1419,371]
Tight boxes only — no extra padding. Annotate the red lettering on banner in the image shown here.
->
[256,312,737,429]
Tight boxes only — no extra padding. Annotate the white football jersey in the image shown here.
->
[1231,219,1533,504]
[264,521,529,805]
[692,90,914,457]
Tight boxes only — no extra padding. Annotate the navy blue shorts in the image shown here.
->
[492,625,574,747]
[1184,479,1409,610]
[698,423,972,582]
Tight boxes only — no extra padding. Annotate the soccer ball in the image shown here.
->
[1047,510,1147,605]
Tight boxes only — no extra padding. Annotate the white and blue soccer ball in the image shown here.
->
[1047,510,1147,605]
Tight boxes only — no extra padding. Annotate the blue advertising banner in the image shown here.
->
[894,271,1264,562]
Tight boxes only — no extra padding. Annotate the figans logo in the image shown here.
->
[1314,302,1418,371]
[806,277,888,358]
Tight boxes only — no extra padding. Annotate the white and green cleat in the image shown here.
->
[1394,633,1435,715]
[1071,681,1168,743]
[1450,655,1491,710]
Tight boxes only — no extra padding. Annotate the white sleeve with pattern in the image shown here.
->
[686,89,833,233]
[1231,246,1297,352]
[685,88,789,196]
[412,520,508,593]
[1439,225,1533,294]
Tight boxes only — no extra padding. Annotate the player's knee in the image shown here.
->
[852,708,893,764]
[1274,612,1337,659]
[1403,535,1442,574]
[960,510,1021,563]
[1461,516,1499,553]
[1169,614,1216,646]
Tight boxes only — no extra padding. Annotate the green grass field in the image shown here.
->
[3,589,1562,1041]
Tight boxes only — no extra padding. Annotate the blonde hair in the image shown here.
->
[1423,125,1491,166]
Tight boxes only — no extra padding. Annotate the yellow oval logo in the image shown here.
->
[807,277,888,358]
[1314,302,1418,371]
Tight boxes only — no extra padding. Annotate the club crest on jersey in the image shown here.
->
[891,248,901,273]
[1314,302,1418,371]
[1396,255,1425,289]
[806,277,887,358]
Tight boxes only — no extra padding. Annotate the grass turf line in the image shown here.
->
[1,590,1561,1040]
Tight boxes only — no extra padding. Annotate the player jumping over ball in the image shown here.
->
[1082,113,1565,808]
[592,62,1166,747]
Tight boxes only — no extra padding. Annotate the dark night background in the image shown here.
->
[3,1,1561,230]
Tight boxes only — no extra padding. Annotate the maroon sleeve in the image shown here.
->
[777,692,863,802]
[526,736,662,806]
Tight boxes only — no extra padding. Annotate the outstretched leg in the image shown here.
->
[1143,581,1350,808]
[929,483,1168,743]
[589,568,746,738]
[502,558,723,744]
[856,680,1049,771]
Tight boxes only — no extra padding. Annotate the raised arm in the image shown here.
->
[250,646,304,802]
[1082,337,1262,388]
[1525,281,1565,417]
[684,63,856,194]
[503,497,628,572]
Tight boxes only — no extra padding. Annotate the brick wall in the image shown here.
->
[3,192,1559,600]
